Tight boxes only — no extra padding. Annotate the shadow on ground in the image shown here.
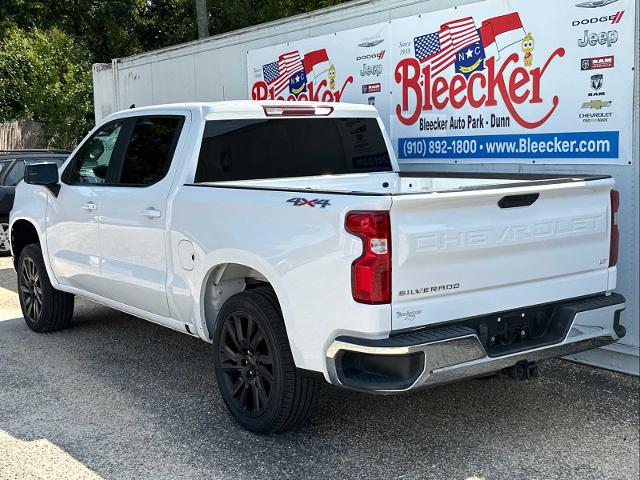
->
[0,261,638,480]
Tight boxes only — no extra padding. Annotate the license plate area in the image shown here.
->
[447,302,573,357]
[476,306,557,356]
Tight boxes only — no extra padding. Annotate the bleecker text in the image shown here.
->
[252,77,354,102]
[394,49,565,129]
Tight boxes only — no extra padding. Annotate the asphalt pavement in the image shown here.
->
[0,256,638,480]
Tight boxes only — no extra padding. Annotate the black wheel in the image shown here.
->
[18,244,74,332]
[213,287,319,433]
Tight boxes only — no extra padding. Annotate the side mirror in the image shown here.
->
[25,163,60,196]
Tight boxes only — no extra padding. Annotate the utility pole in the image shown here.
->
[195,0,209,39]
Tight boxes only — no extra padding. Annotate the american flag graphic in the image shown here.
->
[262,51,304,96]
[414,17,480,75]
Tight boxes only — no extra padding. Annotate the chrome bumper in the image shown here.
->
[326,294,626,393]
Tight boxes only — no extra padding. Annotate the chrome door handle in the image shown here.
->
[141,207,161,219]
[82,202,97,211]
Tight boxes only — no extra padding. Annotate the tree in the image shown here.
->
[0,0,350,146]
[0,0,145,63]
[0,27,94,148]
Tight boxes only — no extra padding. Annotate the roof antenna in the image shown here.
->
[129,104,136,109]
[222,86,225,101]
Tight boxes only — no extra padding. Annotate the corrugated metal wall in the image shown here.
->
[91,0,639,374]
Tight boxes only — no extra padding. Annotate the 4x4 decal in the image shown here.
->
[287,197,331,208]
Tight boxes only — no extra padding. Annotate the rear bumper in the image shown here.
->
[325,293,626,393]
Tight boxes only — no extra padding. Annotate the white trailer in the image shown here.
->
[92,0,639,375]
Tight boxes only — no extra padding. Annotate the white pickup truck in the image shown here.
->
[10,101,626,433]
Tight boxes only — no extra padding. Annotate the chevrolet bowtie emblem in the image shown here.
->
[582,100,612,109]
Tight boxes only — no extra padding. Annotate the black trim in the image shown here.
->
[337,325,476,348]
[392,292,621,335]
[384,293,625,358]
[335,350,424,390]
[498,193,539,208]
[106,118,135,184]
[184,182,390,196]
[398,171,611,181]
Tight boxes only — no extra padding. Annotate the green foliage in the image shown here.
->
[0,0,349,147]
[0,28,94,148]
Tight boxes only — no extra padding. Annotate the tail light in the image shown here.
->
[345,211,391,304]
[609,189,619,267]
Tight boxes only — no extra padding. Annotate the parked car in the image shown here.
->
[9,102,625,433]
[0,150,69,254]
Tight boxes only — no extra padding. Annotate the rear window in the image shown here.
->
[194,118,391,183]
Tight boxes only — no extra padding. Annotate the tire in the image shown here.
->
[213,287,319,433]
[17,244,74,332]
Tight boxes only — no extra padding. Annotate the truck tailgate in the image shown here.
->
[390,178,614,331]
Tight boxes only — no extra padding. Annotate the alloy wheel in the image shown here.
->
[218,310,274,416]
[20,256,43,323]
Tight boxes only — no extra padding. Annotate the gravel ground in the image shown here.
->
[0,256,638,480]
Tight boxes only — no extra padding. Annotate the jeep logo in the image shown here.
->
[577,29,618,47]
[360,64,383,77]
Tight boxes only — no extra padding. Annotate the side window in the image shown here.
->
[4,160,26,186]
[118,117,182,186]
[64,121,123,184]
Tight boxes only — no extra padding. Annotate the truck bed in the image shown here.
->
[191,170,616,333]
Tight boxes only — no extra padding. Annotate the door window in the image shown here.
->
[64,121,123,184]
[3,161,26,186]
[118,117,182,186]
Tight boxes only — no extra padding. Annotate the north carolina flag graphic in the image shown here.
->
[303,49,331,80]
[478,13,526,58]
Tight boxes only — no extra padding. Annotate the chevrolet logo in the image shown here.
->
[582,99,612,109]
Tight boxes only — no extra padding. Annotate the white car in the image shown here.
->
[10,101,626,433]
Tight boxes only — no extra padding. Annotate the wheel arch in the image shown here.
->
[197,254,291,346]
[10,219,41,269]
[9,217,60,290]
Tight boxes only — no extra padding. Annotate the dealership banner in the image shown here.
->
[248,0,635,164]
[247,22,391,127]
